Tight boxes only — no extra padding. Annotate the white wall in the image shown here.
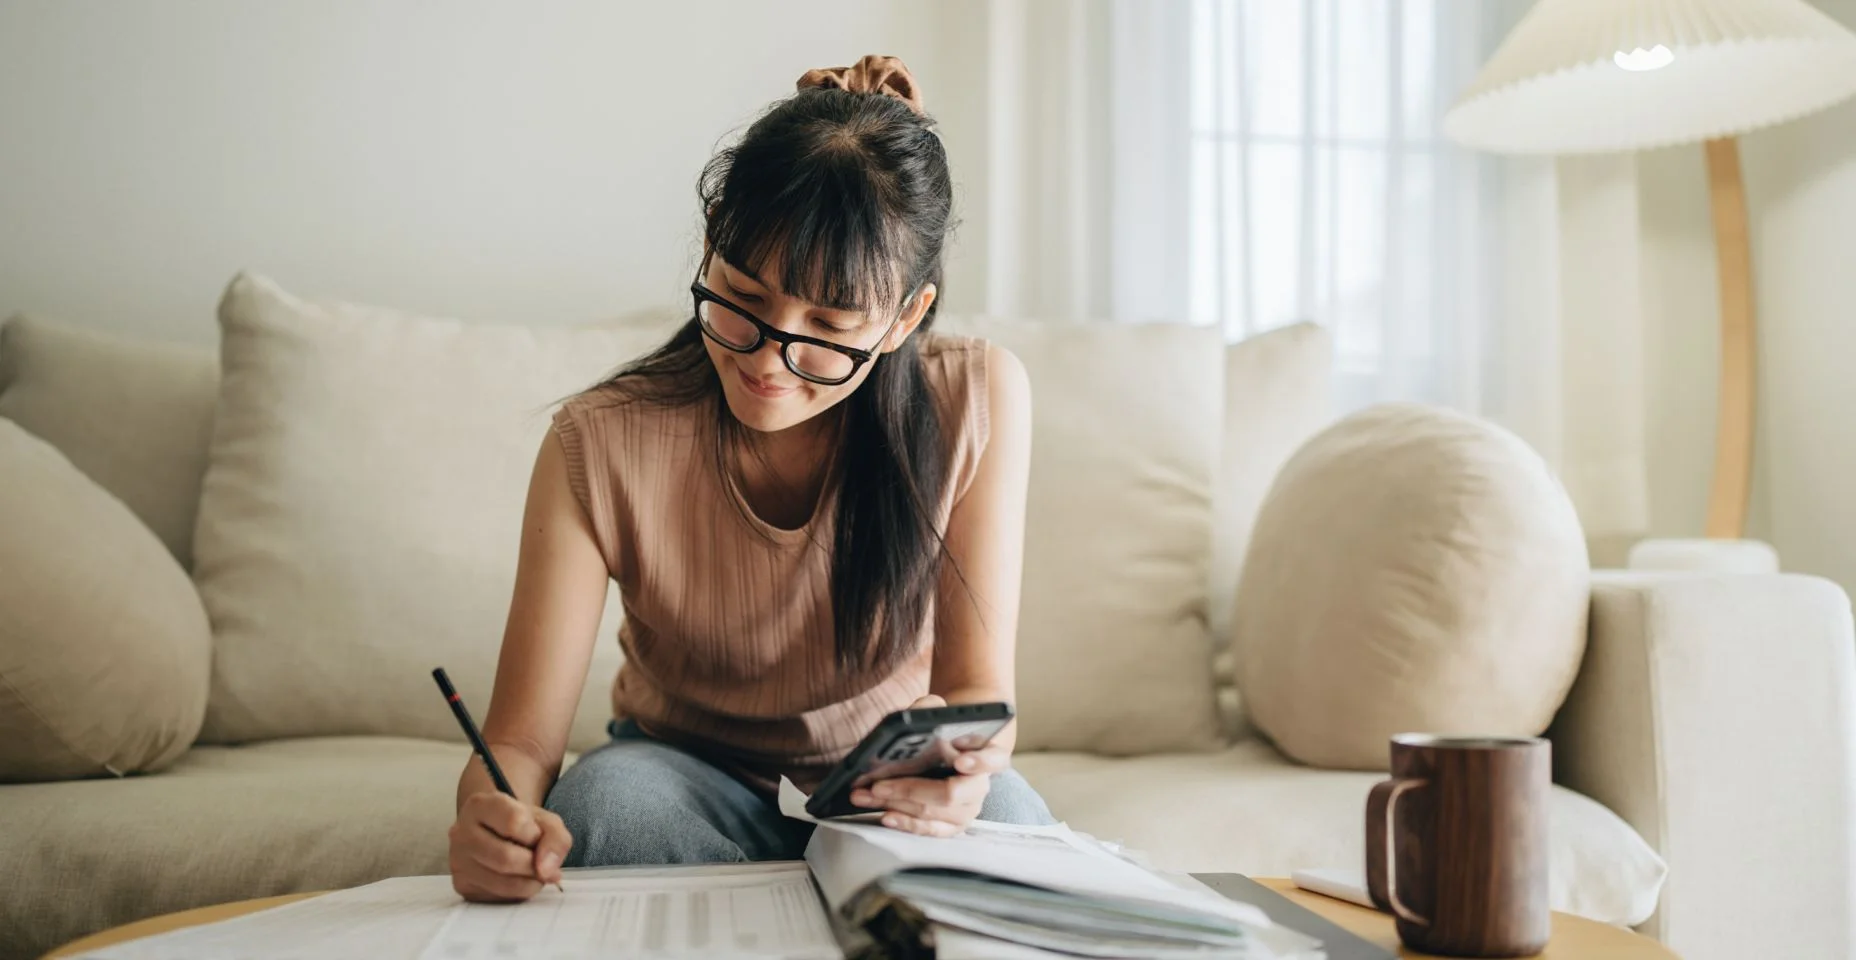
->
[0,1,947,344]
[1637,0,1856,597]
[1743,88,1856,598]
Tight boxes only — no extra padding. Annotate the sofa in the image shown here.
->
[2,272,1852,960]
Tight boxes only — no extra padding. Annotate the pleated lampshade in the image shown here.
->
[1443,0,1856,154]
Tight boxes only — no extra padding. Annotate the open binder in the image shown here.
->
[790,784,1329,960]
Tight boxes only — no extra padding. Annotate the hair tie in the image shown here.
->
[796,54,925,116]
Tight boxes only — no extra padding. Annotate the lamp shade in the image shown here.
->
[1444,0,1856,155]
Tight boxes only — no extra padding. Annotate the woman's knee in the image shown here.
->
[979,768,1058,826]
[545,744,749,866]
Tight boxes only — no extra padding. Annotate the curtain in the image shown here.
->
[934,0,1650,548]
[931,0,1193,325]
[1189,0,1528,413]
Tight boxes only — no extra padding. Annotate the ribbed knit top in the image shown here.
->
[550,335,990,795]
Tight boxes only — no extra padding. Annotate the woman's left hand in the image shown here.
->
[850,694,1011,837]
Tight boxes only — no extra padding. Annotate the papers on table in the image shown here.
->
[804,817,1321,959]
[74,863,841,960]
[771,772,1322,959]
[74,787,1330,960]
[420,865,838,960]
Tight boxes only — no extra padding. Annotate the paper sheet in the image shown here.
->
[935,920,1322,960]
[931,924,1082,960]
[420,866,838,960]
[904,899,1261,959]
[76,864,840,960]
[776,775,883,825]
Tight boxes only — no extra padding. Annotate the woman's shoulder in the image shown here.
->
[551,378,709,463]
[916,333,987,407]
[917,333,1024,408]
[916,332,998,387]
[553,382,625,443]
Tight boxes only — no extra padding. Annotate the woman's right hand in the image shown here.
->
[448,791,574,902]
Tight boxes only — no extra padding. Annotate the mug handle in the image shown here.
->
[1365,777,1432,927]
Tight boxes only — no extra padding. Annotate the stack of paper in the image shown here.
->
[799,811,1324,959]
[870,871,1263,957]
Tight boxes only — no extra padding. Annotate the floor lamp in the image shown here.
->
[1442,0,1856,567]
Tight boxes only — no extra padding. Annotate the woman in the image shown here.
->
[447,55,1054,903]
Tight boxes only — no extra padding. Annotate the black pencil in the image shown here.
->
[432,666,563,892]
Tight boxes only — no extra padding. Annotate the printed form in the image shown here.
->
[77,863,841,960]
[422,867,838,960]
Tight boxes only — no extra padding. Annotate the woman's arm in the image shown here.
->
[455,428,611,810]
[928,343,1034,751]
[448,428,609,900]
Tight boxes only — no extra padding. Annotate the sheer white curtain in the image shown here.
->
[936,0,1649,545]
[1184,0,1645,543]
[939,0,1544,409]
[932,0,1193,325]
[1189,0,1533,413]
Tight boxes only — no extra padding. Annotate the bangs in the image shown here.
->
[703,138,910,316]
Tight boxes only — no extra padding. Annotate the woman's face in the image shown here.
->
[700,253,934,435]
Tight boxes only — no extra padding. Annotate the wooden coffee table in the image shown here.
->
[45,877,1677,959]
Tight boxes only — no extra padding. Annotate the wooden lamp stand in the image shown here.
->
[1703,137,1756,541]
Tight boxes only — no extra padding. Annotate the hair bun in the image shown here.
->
[796,54,924,116]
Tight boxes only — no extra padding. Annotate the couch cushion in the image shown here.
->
[1208,322,1333,738]
[1209,321,1332,641]
[1233,404,1591,769]
[1012,740,1666,928]
[0,314,218,568]
[0,737,462,960]
[0,421,212,782]
[934,315,1224,753]
[193,273,659,750]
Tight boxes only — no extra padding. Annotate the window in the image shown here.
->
[1189,0,1513,411]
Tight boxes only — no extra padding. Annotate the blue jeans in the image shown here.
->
[545,719,1058,867]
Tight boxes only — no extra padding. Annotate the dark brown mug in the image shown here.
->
[1366,734,1551,957]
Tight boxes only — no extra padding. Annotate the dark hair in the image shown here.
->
[595,85,956,673]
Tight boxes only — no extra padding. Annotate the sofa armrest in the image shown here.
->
[1550,571,1856,959]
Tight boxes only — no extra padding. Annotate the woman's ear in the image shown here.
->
[882,283,938,353]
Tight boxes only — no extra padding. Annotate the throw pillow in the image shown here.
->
[933,314,1225,754]
[0,315,218,568]
[193,273,658,749]
[0,420,212,781]
[1233,403,1589,770]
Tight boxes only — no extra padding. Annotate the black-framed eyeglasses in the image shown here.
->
[691,257,905,386]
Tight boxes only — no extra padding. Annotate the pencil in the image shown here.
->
[432,666,564,892]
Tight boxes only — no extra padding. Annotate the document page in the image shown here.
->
[420,866,840,960]
[77,864,841,960]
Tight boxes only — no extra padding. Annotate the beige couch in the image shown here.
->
[2,273,1852,960]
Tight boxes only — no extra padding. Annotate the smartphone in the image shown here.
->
[805,701,1015,820]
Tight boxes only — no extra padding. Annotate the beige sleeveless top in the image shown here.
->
[551,335,990,795]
